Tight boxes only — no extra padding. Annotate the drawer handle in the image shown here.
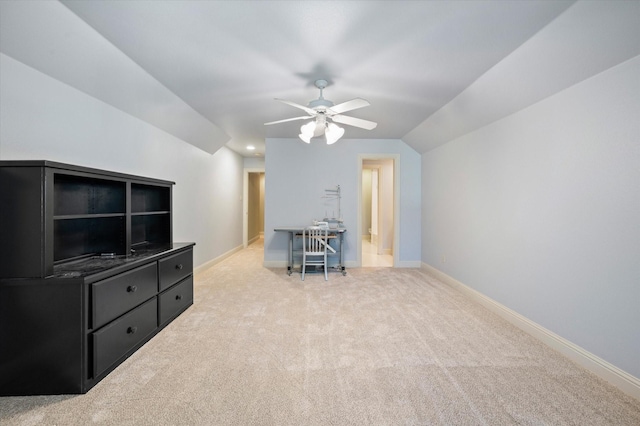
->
[127,285,137,293]
[127,326,137,335]
[175,294,182,301]
[175,264,183,270]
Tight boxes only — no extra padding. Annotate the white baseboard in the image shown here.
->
[421,262,640,401]
[194,244,244,274]
[397,260,422,268]
[248,235,260,245]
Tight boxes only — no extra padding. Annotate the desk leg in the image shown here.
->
[287,232,293,276]
[339,233,346,276]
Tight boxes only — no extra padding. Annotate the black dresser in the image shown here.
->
[0,161,195,395]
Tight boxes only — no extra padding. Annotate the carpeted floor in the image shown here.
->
[1,238,639,425]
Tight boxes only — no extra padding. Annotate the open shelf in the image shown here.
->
[132,183,170,213]
[53,174,127,262]
[132,213,171,248]
[54,174,125,216]
[54,216,126,261]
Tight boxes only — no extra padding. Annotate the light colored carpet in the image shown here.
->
[1,239,639,425]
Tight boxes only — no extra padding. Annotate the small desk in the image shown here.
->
[274,227,347,276]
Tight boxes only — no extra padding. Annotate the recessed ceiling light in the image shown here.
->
[247,145,255,150]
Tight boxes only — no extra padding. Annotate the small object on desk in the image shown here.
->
[323,218,342,229]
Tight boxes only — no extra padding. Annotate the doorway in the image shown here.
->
[359,157,395,267]
[243,169,265,248]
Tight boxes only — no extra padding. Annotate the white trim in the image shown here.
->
[397,260,421,268]
[194,244,243,274]
[421,262,640,401]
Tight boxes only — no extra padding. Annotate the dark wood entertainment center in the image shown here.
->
[0,161,195,395]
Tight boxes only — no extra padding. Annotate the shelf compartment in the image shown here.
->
[131,213,170,248]
[132,183,170,213]
[54,174,125,216]
[54,216,126,262]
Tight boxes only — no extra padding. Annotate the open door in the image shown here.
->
[360,158,394,267]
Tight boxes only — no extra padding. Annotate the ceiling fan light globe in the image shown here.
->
[325,123,344,145]
[300,121,316,137]
[299,133,312,143]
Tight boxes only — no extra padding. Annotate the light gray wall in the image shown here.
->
[264,138,421,266]
[0,53,244,269]
[0,0,229,154]
[244,157,265,169]
[421,56,640,377]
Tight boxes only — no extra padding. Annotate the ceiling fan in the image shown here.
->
[265,79,377,144]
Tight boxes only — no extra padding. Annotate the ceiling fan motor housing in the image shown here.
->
[308,98,334,110]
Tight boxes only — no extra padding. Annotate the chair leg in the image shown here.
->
[301,253,306,281]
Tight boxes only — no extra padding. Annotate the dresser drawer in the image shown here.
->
[159,276,193,326]
[158,249,192,292]
[93,298,157,377]
[92,263,158,329]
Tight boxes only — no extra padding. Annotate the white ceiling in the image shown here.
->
[2,1,639,157]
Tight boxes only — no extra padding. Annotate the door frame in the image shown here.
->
[357,154,400,267]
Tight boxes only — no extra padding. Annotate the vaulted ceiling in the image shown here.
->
[1,1,638,157]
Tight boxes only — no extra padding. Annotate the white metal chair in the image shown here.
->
[301,226,328,281]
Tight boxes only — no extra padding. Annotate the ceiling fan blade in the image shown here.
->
[275,98,317,115]
[332,114,378,130]
[264,116,313,126]
[328,98,370,114]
